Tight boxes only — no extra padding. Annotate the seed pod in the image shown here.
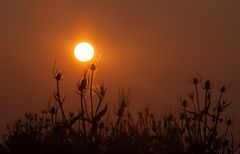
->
[50,106,56,114]
[100,85,106,97]
[55,72,62,81]
[227,119,232,126]
[188,93,194,100]
[69,112,74,119]
[193,78,199,84]
[204,80,211,89]
[91,63,96,71]
[220,86,226,93]
[182,100,187,108]
[78,77,87,91]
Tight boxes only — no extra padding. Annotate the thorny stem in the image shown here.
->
[194,84,202,142]
[80,91,86,135]
[213,91,223,137]
[112,116,122,138]
[204,89,209,142]
[56,80,66,123]
[95,98,103,116]
[195,84,200,113]
[90,69,94,121]
[51,113,54,126]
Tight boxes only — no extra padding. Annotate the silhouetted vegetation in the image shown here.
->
[1,64,239,154]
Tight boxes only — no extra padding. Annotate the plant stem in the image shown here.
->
[90,69,94,121]
[80,91,86,135]
[56,80,66,123]
[195,84,202,142]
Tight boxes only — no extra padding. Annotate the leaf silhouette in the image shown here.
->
[67,113,91,128]
[93,104,108,122]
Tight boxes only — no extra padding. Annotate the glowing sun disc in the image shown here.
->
[74,42,94,62]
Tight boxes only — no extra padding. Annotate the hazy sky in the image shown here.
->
[1,0,240,134]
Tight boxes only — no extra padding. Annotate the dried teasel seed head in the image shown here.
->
[204,80,211,90]
[69,112,74,118]
[91,63,96,71]
[188,93,194,100]
[182,99,187,108]
[227,119,232,126]
[100,85,106,96]
[78,77,87,91]
[193,78,199,85]
[50,106,56,114]
[223,101,226,105]
[220,86,226,93]
[55,72,62,81]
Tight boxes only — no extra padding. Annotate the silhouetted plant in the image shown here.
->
[52,63,67,123]
[1,66,239,154]
[175,77,239,154]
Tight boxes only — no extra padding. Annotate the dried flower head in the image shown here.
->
[192,77,199,85]
[227,119,232,126]
[220,86,226,93]
[204,80,211,90]
[53,63,64,81]
[78,77,87,91]
[49,106,56,115]
[188,93,194,100]
[182,99,187,108]
[91,63,96,71]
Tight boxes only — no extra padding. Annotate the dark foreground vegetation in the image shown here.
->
[0,64,239,154]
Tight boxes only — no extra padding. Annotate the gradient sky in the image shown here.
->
[1,0,240,134]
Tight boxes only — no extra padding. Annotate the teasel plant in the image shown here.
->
[112,90,130,139]
[52,63,67,124]
[61,62,109,143]
[175,76,239,154]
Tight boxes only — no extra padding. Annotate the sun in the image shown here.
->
[74,42,94,62]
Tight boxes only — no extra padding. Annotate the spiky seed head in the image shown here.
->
[91,63,96,71]
[193,78,199,85]
[100,85,106,97]
[182,100,187,108]
[50,106,56,114]
[69,112,74,118]
[204,80,211,89]
[78,78,87,91]
[227,119,232,126]
[188,93,194,100]
[56,92,60,98]
[223,101,226,105]
[55,72,62,81]
[221,86,226,93]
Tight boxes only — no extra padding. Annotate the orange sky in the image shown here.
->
[0,0,240,134]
